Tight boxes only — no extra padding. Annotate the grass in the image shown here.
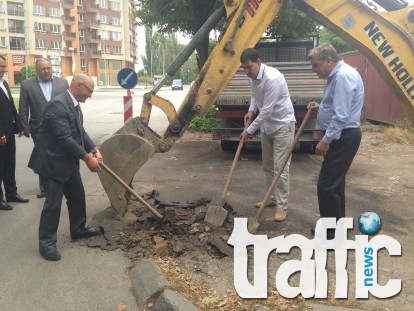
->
[361,120,414,145]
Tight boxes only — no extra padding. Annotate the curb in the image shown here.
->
[131,258,199,311]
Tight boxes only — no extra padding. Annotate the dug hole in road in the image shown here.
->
[88,123,414,311]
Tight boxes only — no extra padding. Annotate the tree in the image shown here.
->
[20,65,37,80]
[135,0,218,70]
[319,27,356,53]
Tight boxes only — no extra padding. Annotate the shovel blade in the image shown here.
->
[204,205,228,227]
[247,217,260,234]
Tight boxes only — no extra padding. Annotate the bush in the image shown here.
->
[188,108,217,132]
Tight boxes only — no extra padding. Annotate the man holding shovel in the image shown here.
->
[239,48,296,222]
[29,74,103,261]
[307,43,364,239]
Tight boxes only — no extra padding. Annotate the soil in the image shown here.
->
[85,123,414,311]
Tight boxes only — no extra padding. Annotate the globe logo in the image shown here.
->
[358,212,381,235]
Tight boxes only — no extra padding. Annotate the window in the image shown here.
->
[80,44,87,55]
[0,2,4,13]
[49,7,60,18]
[114,46,121,55]
[34,22,46,33]
[99,0,108,9]
[0,19,5,30]
[100,15,108,24]
[81,59,86,72]
[79,28,85,38]
[78,13,84,23]
[78,0,83,7]
[36,39,46,49]
[34,5,46,16]
[50,24,61,34]
[0,37,6,47]
[112,60,121,70]
[112,31,121,41]
[111,1,120,11]
[51,40,61,50]
[111,17,120,26]
[100,30,109,40]
[102,43,110,54]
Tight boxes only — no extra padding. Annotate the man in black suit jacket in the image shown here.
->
[29,74,103,261]
[0,55,29,211]
[19,58,69,198]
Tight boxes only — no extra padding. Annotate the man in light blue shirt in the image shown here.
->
[240,48,296,221]
[307,43,364,239]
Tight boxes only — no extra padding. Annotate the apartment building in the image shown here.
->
[0,0,138,86]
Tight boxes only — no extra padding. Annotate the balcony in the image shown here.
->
[88,3,100,12]
[62,15,75,25]
[8,9,24,17]
[8,27,24,34]
[64,31,77,41]
[62,0,74,9]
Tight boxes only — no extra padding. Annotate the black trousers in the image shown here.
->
[0,135,17,200]
[317,128,361,220]
[39,166,87,251]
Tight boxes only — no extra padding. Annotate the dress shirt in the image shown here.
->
[38,77,53,102]
[246,64,295,135]
[0,79,9,100]
[318,60,364,144]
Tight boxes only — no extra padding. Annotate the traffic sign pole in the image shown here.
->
[124,90,133,124]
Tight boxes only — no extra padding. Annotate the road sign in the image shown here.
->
[117,68,138,89]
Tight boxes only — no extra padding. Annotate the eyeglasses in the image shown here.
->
[78,82,93,94]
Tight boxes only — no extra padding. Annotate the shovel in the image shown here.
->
[204,138,245,226]
[248,108,312,233]
[99,162,163,219]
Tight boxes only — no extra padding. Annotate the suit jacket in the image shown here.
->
[0,80,24,138]
[28,91,95,182]
[19,76,69,140]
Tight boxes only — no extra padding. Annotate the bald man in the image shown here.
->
[29,74,103,261]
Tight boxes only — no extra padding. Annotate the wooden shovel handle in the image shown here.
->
[99,162,163,219]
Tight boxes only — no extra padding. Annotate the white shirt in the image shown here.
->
[0,79,9,100]
[247,64,295,135]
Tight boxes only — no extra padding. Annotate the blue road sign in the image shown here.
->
[117,68,138,89]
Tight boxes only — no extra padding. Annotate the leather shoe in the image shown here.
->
[0,200,13,210]
[40,249,61,261]
[37,192,46,198]
[6,194,29,203]
[71,227,100,240]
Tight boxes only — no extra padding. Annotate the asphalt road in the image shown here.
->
[0,87,186,311]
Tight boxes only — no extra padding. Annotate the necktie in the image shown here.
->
[75,105,84,148]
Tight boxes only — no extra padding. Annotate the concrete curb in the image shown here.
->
[131,258,199,311]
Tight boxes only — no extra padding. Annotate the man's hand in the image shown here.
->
[244,111,254,127]
[240,130,251,142]
[0,135,6,145]
[307,101,319,110]
[83,155,101,173]
[315,140,329,156]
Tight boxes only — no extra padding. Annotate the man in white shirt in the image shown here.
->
[240,48,296,221]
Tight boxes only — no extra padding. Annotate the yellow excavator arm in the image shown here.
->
[99,0,414,216]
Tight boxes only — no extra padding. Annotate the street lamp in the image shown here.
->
[102,28,108,87]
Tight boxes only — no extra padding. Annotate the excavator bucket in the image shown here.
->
[98,134,154,217]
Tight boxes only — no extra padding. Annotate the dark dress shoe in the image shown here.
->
[37,192,46,198]
[6,194,29,203]
[71,227,100,240]
[40,249,61,261]
[0,200,13,210]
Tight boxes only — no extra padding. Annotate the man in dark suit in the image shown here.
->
[0,55,29,210]
[19,58,69,198]
[29,74,103,261]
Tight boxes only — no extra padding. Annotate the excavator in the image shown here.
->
[99,0,414,217]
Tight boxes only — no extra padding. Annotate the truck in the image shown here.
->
[212,40,325,152]
[98,0,414,216]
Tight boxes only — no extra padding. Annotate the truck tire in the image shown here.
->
[220,140,239,152]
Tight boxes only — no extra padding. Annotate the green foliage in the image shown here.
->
[267,0,318,39]
[188,108,217,132]
[319,27,356,53]
[19,65,37,79]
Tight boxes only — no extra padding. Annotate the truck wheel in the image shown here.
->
[221,140,239,152]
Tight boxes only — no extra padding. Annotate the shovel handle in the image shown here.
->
[99,162,163,219]
[253,109,313,225]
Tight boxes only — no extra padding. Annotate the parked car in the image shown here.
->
[171,79,183,91]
